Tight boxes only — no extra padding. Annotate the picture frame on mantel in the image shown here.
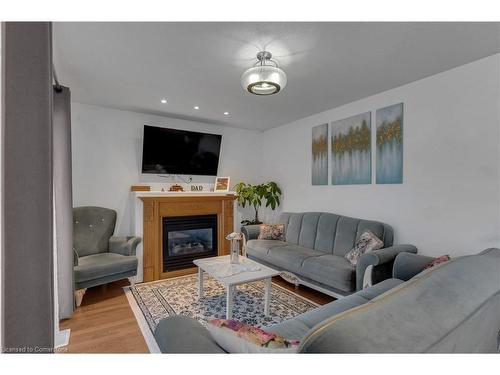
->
[214,176,231,192]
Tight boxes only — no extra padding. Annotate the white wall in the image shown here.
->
[72,55,500,257]
[261,54,500,257]
[71,103,263,235]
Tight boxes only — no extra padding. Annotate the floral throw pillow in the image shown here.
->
[207,319,300,353]
[345,230,384,266]
[258,224,285,241]
[424,255,451,269]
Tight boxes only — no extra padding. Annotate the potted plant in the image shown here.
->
[234,181,282,225]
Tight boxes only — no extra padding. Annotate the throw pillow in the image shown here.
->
[258,224,285,241]
[424,255,451,269]
[344,230,384,266]
[206,319,300,353]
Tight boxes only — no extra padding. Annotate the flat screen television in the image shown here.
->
[142,125,222,176]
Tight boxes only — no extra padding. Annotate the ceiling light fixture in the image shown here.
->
[194,106,199,110]
[241,51,287,96]
[160,98,167,104]
[223,112,229,116]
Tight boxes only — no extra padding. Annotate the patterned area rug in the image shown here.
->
[125,274,318,337]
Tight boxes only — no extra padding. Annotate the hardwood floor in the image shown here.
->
[59,279,149,353]
[272,276,335,305]
[59,276,335,353]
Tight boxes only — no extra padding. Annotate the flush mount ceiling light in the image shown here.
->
[241,51,287,96]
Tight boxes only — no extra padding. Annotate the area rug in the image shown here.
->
[124,274,318,352]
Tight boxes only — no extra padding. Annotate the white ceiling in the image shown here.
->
[53,22,500,131]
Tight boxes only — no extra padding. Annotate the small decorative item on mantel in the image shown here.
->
[226,232,243,264]
[191,185,204,191]
[169,184,184,192]
[214,177,231,192]
[130,185,151,192]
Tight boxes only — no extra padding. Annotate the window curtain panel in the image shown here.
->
[53,86,74,319]
[2,22,55,351]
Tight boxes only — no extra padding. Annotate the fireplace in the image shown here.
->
[139,194,235,282]
[162,214,218,272]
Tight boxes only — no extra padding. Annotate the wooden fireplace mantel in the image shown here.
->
[139,194,236,282]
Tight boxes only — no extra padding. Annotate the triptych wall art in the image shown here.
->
[331,112,371,185]
[376,103,403,184]
[311,123,328,185]
[311,103,403,185]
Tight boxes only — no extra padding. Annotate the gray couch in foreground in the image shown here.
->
[154,248,500,353]
[242,212,417,297]
[73,206,141,306]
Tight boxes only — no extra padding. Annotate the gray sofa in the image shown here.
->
[73,206,141,306]
[153,248,500,353]
[242,212,417,297]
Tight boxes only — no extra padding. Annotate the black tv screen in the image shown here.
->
[141,125,222,176]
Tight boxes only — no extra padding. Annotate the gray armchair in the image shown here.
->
[73,206,141,306]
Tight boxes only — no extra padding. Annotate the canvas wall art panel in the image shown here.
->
[376,103,403,184]
[330,112,371,185]
[311,123,328,185]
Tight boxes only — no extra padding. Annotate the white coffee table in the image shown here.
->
[193,255,280,319]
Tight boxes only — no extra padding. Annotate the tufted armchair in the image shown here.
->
[73,206,141,306]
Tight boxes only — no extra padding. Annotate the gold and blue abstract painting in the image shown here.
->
[376,103,403,184]
[331,112,371,185]
[311,123,328,185]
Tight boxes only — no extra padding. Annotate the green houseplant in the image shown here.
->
[234,181,282,225]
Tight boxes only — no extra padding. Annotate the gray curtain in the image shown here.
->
[53,86,74,319]
[1,22,54,351]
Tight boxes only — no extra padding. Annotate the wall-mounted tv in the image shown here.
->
[141,125,222,176]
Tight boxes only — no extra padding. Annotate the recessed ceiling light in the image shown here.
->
[194,106,199,110]
[223,112,229,116]
[160,99,167,104]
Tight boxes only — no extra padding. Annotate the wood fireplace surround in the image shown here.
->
[140,194,236,282]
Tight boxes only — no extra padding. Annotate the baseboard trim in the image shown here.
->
[54,328,71,349]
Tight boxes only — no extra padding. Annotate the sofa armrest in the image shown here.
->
[392,252,434,281]
[154,316,225,353]
[356,244,417,290]
[241,224,261,241]
[109,236,141,256]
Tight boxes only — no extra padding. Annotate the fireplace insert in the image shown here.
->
[162,214,218,272]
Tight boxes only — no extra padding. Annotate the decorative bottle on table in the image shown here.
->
[226,232,243,264]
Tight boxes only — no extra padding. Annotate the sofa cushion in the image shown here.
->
[268,294,370,340]
[279,212,394,256]
[73,206,117,257]
[75,252,138,283]
[207,319,299,353]
[344,230,384,266]
[258,224,285,241]
[301,254,356,292]
[265,319,312,342]
[266,245,324,274]
[246,239,287,259]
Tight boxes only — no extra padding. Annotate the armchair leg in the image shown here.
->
[128,277,136,288]
[74,288,87,307]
